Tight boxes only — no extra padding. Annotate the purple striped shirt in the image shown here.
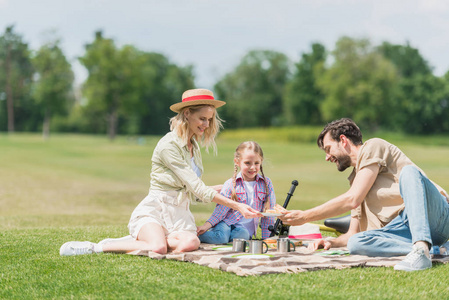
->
[207,173,276,239]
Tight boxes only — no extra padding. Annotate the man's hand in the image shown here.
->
[307,239,332,251]
[197,222,212,236]
[237,203,263,219]
[279,210,307,226]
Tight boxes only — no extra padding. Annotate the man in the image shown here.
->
[280,118,449,271]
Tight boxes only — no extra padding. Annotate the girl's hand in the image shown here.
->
[237,203,263,219]
[197,222,212,236]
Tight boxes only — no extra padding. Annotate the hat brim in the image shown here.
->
[170,99,226,113]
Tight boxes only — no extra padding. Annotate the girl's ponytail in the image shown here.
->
[260,165,271,212]
[231,163,239,201]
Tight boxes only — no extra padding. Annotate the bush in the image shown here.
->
[219,126,323,144]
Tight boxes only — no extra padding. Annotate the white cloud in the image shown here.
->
[0,0,8,8]
[1,0,449,85]
[418,0,449,13]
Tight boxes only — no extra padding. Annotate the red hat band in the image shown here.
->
[182,95,215,102]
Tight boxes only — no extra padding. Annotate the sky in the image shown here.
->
[1,0,449,89]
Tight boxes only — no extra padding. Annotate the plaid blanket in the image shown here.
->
[129,244,449,276]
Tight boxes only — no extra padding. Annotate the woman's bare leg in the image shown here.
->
[167,231,200,253]
[101,226,199,254]
[102,223,168,254]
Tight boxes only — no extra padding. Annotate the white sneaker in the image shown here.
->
[394,245,432,271]
[60,241,96,256]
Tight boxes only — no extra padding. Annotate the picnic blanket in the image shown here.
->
[129,244,449,276]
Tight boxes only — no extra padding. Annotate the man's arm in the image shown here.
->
[280,163,380,226]
[308,216,360,250]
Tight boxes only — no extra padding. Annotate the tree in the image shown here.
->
[134,52,194,135]
[32,38,74,139]
[377,41,432,78]
[395,74,449,134]
[215,50,292,128]
[79,31,142,140]
[0,26,33,132]
[377,41,447,133]
[284,43,326,125]
[317,37,400,130]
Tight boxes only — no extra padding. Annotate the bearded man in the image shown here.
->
[280,118,449,271]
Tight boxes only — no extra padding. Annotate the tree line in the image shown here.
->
[1,26,449,140]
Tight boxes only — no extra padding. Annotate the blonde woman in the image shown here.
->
[60,89,262,256]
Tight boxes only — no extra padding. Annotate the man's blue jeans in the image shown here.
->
[348,165,449,257]
[198,221,250,244]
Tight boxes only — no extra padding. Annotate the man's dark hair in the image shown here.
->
[317,118,363,149]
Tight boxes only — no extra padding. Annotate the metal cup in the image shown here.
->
[247,240,269,254]
[277,238,296,253]
[232,239,247,252]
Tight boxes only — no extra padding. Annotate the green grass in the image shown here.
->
[1,131,449,299]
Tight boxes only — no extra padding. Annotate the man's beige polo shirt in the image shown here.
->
[349,138,448,231]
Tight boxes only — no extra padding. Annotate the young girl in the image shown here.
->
[59,89,261,256]
[197,141,276,243]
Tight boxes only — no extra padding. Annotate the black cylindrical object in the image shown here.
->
[268,180,298,237]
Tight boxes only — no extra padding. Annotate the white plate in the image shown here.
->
[314,250,350,256]
[211,246,233,251]
[260,212,283,217]
[223,253,273,259]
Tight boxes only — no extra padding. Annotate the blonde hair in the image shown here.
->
[231,141,271,211]
[169,104,223,153]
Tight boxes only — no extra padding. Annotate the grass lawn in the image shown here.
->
[1,131,449,299]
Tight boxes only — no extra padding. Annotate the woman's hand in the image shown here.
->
[237,203,263,219]
[197,222,212,236]
[209,185,223,193]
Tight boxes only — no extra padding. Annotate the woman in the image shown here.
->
[60,88,261,256]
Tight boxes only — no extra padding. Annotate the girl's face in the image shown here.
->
[185,106,215,138]
[235,149,262,182]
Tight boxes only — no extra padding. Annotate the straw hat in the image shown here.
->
[169,88,226,113]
